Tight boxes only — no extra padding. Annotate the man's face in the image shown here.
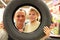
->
[14,11,25,24]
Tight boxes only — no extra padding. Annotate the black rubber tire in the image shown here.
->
[3,0,51,40]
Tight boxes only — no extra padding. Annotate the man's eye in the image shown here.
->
[17,15,20,18]
[22,15,24,17]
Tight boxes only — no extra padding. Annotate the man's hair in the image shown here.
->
[16,8,26,15]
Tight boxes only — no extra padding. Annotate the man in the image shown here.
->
[14,9,26,32]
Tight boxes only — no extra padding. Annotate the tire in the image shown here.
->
[3,0,51,40]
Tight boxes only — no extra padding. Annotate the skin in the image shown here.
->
[14,11,26,32]
[41,23,55,40]
[29,11,38,23]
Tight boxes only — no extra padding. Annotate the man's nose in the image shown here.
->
[19,17,23,20]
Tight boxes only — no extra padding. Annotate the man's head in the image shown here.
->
[14,9,26,25]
